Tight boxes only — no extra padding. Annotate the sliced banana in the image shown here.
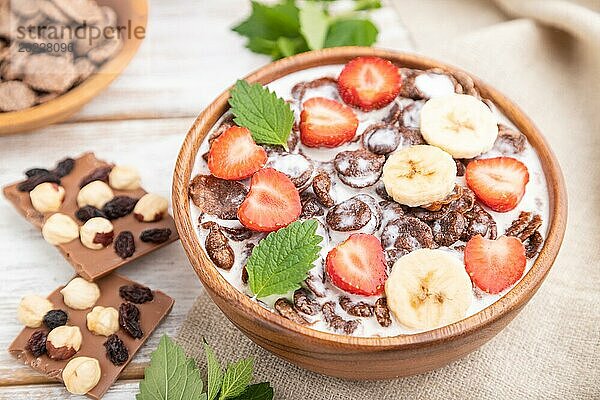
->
[385,249,473,330]
[420,94,498,158]
[382,145,456,207]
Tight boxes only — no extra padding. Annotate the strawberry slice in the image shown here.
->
[464,235,526,294]
[208,126,267,180]
[238,168,301,232]
[300,97,359,148]
[326,234,387,296]
[465,157,529,212]
[338,56,401,111]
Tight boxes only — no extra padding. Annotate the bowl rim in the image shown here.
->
[172,47,568,349]
[0,0,149,136]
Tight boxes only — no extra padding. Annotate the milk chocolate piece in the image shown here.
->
[9,273,174,400]
[3,153,179,281]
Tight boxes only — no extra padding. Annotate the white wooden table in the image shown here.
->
[0,1,410,398]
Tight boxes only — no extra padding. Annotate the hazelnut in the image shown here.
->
[60,277,100,310]
[133,193,168,222]
[63,357,101,395]
[30,182,65,213]
[77,180,114,209]
[17,295,54,328]
[109,165,141,190]
[41,213,79,245]
[86,306,119,336]
[80,217,114,250]
[46,325,82,360]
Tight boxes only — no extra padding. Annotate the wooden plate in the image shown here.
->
[0,0,148,135]
[172,47,568,380]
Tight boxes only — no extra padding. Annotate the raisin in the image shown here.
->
[75,205,107,222]
[119,302,143,339]
[274,298,307,325]
[102,196,138,219]
[339,296,373,317]
[17,172,60,192]
[140,228,172,244]
[104,334,129,366]
[43,309,68,330]
[374,298,392,327]
[25,168,49,177]
[114,231,135,259]
[293,288,319,315]
[53,157,75,178]
[79,166,112,188]
[26,330,47,357]
[119,284,154,304]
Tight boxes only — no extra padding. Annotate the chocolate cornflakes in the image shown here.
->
[334,149,385,188]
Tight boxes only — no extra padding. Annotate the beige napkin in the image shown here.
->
[178,1,600,398]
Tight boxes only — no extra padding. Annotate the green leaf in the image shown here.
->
[324,18,378,48]
[136,335,207,400]
[230,383,274,400]
[229,80,295,149]
[219,358,254,400]
[247,220,322,298]
[204,339,223,400]
[299,2,329,50]
[232,0,301,41]
[353,0,382,11]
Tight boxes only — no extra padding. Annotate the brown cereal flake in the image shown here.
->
[432,211,466,247]
[326,196,372,232]
[300,193,324,219]
[525,230,543,258]
[312,170,335,208]
[189,174,247,220]
[293,288,319,316]
[381,217,437,253]
[461,204,497,241]
[374,298,392,327]
[204,224,235,270]
[322,302,359,334]
[275,298,307,325]
[423,185,463,212]
[339,296,373,317]
[334,149,385,188]
[494,124,526,154]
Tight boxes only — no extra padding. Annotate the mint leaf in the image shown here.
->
[247,220,322,298]
[324,18,378,47]
[353,0,382,11]
[204,339,223,400]
[229,80,294,149]
[232,0,300,41]
[137,335,207,400]
[219,358,254,400]
[299,2,329,50]
[230,383,274,400]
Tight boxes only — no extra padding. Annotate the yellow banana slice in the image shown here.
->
[382,145,456,207]
[385,249,473,330]
[420,94,498,158]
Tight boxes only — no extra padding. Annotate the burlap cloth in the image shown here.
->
[178,1,600,398]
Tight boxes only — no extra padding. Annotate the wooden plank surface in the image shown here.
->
[0,0,411,397]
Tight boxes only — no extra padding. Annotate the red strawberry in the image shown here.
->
[465,157,529,212]
[338,56,401,111]
[238,168,301,232]
[208,126,267,180]
[300,97,359,148]
[464,235,526,294]
[326,234,387,296]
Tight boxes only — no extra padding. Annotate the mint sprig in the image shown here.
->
[229,80,294,150]
[247,220,322,298]
[233,0,380,60]
[137,336,273,400]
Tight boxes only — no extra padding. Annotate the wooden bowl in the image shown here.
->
[0,0,148,135]
[172,47,568,380]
